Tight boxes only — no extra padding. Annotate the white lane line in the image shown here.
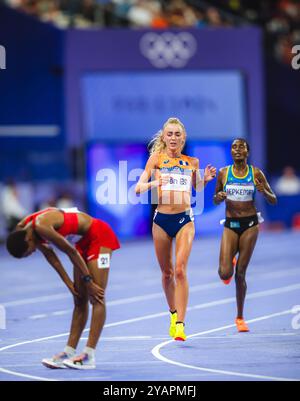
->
[4,266,300,309]
[0,315,171,356]
[80,336,161,341]
[52,311,70,317]
[106,281,223,307]
[26,281,300,322]
[2,281,221,309]
[0,367,58,382]
[102,283,300,329]
[191,333,297,339]
[1,284,300,381]
[3,294,69,308]
[151,309,300,382]
[1,284,211,309]
[29,314,48,320]
[3,283,300,351]
[22,283,224,321]
[0,283,65,297]
[189,283,300,312]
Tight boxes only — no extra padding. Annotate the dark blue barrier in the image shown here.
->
[0,5,67,181]
[265,195,300,228]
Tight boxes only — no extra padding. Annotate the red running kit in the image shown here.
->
[23,208,120,262]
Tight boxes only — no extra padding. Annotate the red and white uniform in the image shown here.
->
[23,208,120,262]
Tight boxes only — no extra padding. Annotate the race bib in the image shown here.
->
[161,173,192,192]
[226,184,255,202]
[97,253,110,269]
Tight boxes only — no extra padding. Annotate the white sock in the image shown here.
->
[83,346,95,359]
[64,346,76,356]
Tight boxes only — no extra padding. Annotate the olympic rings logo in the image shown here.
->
[140,32,197,69]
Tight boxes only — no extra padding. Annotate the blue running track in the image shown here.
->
[0,231,300,381]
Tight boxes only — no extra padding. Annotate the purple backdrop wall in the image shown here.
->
[65,27,265,168]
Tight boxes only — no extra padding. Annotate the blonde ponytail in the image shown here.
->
[148,130,166,155]
[148,117,186,155]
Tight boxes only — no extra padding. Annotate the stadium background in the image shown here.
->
[0,0,300,239]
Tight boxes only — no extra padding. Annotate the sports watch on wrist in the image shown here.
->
[82,275,93,283]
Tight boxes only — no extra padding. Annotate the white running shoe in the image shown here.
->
[63,353,96,370]
[42,352,71,369]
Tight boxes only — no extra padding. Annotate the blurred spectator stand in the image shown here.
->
[266,167,300,229]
